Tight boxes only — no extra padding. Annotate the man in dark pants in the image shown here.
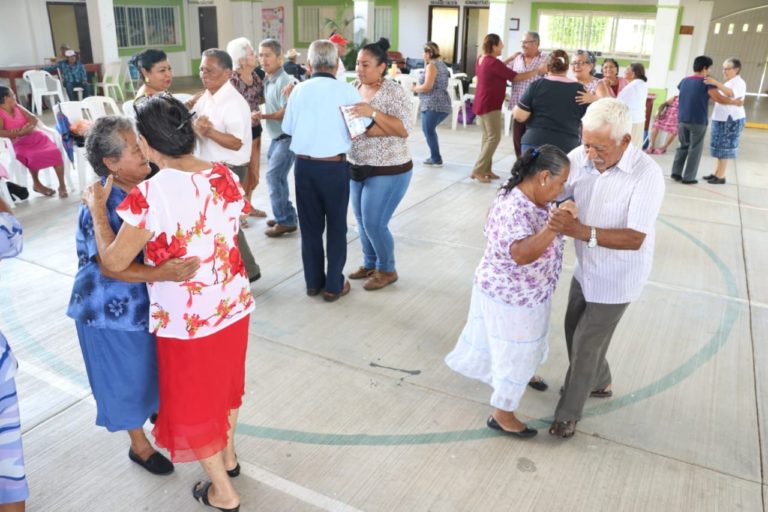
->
[546,99,665,438]
[281,39,362,302]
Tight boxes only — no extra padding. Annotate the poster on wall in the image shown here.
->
[262,7,284,47]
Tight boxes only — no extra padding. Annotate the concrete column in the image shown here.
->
[354,0,375,45]
[648,0,681,88]
[229,1,263,47]
[488,0,515,51]
[86,0,119,65]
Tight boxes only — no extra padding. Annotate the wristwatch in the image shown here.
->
[587,226,597,248]
[371,110,377,121]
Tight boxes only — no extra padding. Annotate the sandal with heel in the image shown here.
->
[192,481,240,512]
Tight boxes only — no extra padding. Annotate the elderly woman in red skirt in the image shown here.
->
[83,95,252,512]
[0,85,68,197]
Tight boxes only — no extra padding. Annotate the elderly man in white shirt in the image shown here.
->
[194,48,260,282]
[546,98,665,439]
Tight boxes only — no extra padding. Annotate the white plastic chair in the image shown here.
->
[22,70,65,115]
[447,77,467,130]
[392,75,420,126]
[121,65,136,98]
[81,95,122,119]
[0,143,19,207]
[0,123,74,193]
[122,99,135,118]
[95,61,125,101]
[54,101,94,192]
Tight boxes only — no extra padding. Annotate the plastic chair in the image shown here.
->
[122,64,136,98]
[122,99,135,118]
[54,101,94,192]
[22,70,65,115]
[447,77,467,130]
[0,144,19,207]
[95,61,125,101]
[81,95,122,119]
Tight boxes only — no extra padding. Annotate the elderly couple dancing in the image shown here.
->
[446,98,665,439]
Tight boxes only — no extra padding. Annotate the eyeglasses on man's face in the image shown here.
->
[521,40,537,45]
[571,61,587,66]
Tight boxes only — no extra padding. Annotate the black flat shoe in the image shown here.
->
[192,481,240,512]
[702,174,715,180]
[6,182,28,201]
[128,448,174,475]
[527,377,548,392]
[671,174,682,182]
[227,462,240,478]
[486,416,537,438]
[682,179,698,184]
[707,177,726,184]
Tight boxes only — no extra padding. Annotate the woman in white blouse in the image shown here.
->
[702,58,747,184]
[616,63,649,148]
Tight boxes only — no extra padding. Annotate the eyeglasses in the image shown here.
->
[723,67,734,71]
[571,61,587,66]
[521,40,537,45]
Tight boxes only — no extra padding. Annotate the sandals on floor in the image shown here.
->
[548,420,577,438]
[192,481,240,512]
[527,376,548,392]
[227,462,240,478]
[248,208,267,218]
[469,174,492,183]
[33,185,55,197]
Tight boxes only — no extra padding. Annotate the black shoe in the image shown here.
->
[227,462,240,478]
[702,174,716,181]
[707,177,726,184]
[527,377,548,392]
[486,415,537,438]
[192,481,240,512]
[6,182,29,201]
[306,288,321,296]
[670,174,682,182]
[249,273,261,283]
[681,179,698,184]
[128,449,174,475]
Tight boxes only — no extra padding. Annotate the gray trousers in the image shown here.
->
[554,277,629,422]
[229,163,260,281]
[671,122,708,181]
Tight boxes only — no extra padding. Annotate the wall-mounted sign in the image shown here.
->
[465,0,490,6]
[509,18,520,31]
[679,25,694,35]
[429,0,459,6]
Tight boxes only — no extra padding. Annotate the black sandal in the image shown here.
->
[548,420,577,438]
[192,481,240,512]
[226,462,240,478]
[527,376,548,392]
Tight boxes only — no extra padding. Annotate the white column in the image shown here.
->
[354,0,375,45]
[228,0,262,46]
[86,0,119,65]
[648,0,681,88]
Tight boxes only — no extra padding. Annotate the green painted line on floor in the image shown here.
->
[237,216,740,445]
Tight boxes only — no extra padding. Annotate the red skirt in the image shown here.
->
[152,315,249,463]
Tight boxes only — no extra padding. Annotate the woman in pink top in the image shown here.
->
[470,34,542,183]
[0,86,68,197]
[84,95,253,512]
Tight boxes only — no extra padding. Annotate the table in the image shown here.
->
[0,63,102,97]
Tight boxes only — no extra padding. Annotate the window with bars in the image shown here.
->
[115,5,179,48]
[374,7,392,41]
[538,11,656,59]
[297,6,353,44]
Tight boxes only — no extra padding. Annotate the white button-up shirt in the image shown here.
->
[565,143,665,304]
[617,79,649,124]
[194,80,252,166]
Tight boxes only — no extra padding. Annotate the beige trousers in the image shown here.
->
[471,110,503,176]
[630,122,645,148]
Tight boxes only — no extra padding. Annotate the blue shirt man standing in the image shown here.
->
[282,39,362,301]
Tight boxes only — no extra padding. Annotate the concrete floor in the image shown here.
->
[1,108,767,511]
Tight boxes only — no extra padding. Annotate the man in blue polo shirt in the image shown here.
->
[671,55,742,184]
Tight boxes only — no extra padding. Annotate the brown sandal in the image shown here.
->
[469,173,492,183]
[548,420,577,438]
[33,185,55,197]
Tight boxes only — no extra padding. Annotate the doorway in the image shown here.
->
[199,6,218,52]
[47,2,93,63]
[428,6,459,65]
[706,10,768,96]
[462,7,489,77]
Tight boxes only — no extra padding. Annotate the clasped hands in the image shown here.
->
[548,200,584,238]
[194,115,213,136]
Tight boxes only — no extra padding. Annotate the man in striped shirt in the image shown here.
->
[506,32,548,158]
[546,98,665,439]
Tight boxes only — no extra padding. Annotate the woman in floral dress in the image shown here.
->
[446,145,573,438]
[84,95,253,512]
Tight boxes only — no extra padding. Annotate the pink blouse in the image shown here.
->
[117,163,254,338]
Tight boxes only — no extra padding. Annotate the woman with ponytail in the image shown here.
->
[446,144,574,438]
[512,50,587,154]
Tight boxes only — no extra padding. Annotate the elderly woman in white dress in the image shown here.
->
[446,145,575,438]
[616,63,649,147]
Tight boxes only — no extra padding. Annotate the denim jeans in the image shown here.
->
[671,122,708,181]
[350,171,412,273]
[265,136,297,225]
[421,110,449,162]
[64,81,92,100]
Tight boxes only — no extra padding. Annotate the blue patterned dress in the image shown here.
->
[66,179,159,431]
[0,211,28,504]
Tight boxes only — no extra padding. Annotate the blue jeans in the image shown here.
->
[64,81,92,100]
[295,159,349,294]
[421,110,449,162]
[265,136,297,225]
[350,171,412,273]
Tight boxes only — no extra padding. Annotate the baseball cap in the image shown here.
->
[329,34,349,46]
[64,50,76,57]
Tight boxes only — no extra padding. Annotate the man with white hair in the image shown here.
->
[282,39,362,302]
[546,98,665,439]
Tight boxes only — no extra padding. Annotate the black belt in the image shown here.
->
[297,154,347,162]
[275,133,291,141]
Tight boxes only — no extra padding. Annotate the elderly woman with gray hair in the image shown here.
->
[67,116,200,476]
[226,37,267,218]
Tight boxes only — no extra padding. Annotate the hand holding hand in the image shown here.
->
[251,110,261,123]
[154,257,201,282]
[547,207,581,236]
[194,115,212,135]
[558,200,578,219]
[82,175,113,212]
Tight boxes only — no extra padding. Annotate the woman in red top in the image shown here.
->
[470,34,543,183]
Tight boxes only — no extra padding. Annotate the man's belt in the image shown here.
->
[296,154,346,162]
